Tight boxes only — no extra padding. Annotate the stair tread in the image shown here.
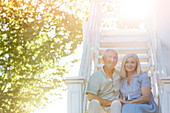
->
[100,39,148,42]
[97,64,150,71]
[101,0,115,2]
[101,14,120,18]
[100,29,146,36]
[100,42,148,48]
[98,55,150,59]
[97,66,149,71]
[99,47,148,50]
[97,63,150,66]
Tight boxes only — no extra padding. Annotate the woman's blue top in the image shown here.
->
[120,72,158,113]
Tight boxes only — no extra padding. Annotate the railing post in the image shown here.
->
[64,77,86,113]
[158,78,170,113]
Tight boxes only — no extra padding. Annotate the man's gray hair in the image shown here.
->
[103,49,118,57]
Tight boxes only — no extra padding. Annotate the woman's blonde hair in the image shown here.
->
[120,53,142,78]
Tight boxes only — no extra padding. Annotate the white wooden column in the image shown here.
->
[159,78,170,113]
[64,77,86,113]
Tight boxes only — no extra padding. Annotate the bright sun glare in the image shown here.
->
[119,0,152,20]
[34,0,154,113]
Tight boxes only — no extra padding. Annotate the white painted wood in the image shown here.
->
[100,38,148,42]
[67,0,102,113]
[97,63,150,67]
[98,55,150,65]
[101,14,118,18]
[64,77,86,113]
[100,35,147,39]
[101,29,146,36]
[99,47,148,50]
[156,0,170,77]
[64,0,170,113]
[147,38,157,100]
[97,63,150,71]
[158,78,170,113]
[100,42,147,48]
[157,40,167,78]
[99,47,148,54]
[94,51,99,72]
[146,8,170,112]
[163,84,170,113]
[98,54,149,60]
[101,0,115,2]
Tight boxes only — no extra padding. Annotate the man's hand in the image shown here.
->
[87,93,113,106]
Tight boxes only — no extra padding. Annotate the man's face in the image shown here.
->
[103,51,118,68]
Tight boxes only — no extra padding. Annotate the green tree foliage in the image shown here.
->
[0,0,88,112]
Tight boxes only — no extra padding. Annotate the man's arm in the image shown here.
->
[87,93,113,106]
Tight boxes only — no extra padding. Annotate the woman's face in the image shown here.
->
[125,56,137,73]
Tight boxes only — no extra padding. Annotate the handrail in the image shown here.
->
[146,9,167,113]
[78,0,101,113]
[147,18,167,78]
[146,18,159,112]
[157,39,167,77]
[78,0,100,79]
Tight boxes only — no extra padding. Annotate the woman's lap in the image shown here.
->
[122,104,138,113]
[122,104,156,113]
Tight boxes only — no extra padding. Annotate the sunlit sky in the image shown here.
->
[33,0,153,112]
[34,92,67,113]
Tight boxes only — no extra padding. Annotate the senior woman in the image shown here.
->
[119,53,158,113]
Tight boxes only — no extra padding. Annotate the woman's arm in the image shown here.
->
[119,87,151,104]
[87,93,116,106]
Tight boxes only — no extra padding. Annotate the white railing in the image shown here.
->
[79,0,102,112]
[64,0,101,112]
[146,12,168,113]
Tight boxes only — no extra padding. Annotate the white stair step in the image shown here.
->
[97,64,150,67]
[99,47,148,54]
[98,55,149,64]
[99,50,148,55]
[100,42,147,48]
[101,36,148,42]
[100,38,148,42]
[97,64,150,71]
[101,14,118,18]
[101,0,115,2]
[98,55,149,62]
[99,47,148,50]
[98,55,149,59]
[100,30,146,36]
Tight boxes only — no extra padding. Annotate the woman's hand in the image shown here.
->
[118,98,130,105]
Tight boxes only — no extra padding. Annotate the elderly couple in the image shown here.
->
[86,49,158,113]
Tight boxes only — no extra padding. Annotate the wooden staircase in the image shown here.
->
[96,29,151,72]
[64,0,170,113]
[88,28,158,112]
[93,29,157,101]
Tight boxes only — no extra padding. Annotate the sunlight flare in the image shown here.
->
[119,0,152,20]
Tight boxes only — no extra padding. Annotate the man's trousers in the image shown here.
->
[88,99,121,113]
